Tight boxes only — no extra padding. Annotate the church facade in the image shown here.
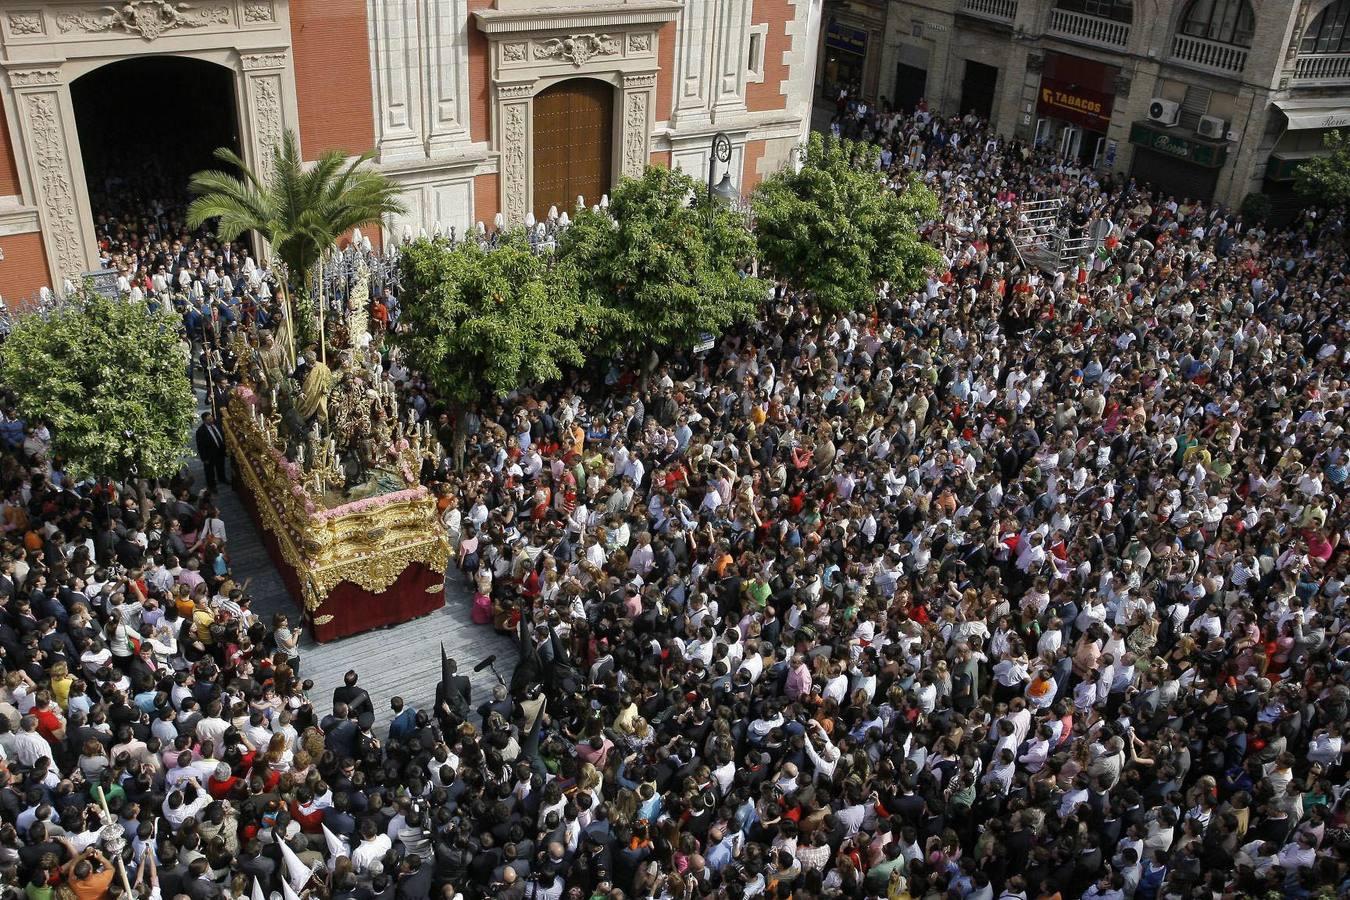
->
[0,0,822,301]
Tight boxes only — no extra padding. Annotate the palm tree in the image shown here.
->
[186,129,406,363]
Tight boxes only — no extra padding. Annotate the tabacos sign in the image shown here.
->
[1037,78,1114,130]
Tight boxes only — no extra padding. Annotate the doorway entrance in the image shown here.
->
[70,56,241,253]
[894,63,927,114]
[959,61,998,121]
[532,78,614,219]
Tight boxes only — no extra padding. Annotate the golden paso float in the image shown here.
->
[218,264,449,641]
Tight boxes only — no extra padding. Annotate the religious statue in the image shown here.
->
[296,350,334,424]
[257,332,288,389]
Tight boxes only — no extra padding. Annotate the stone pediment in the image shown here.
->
[472,0,680,36]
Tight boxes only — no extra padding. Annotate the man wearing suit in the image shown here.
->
[195,411,229,491]
[332,671,373,720]
[435,656,471,731]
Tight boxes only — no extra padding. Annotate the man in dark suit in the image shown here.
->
[435,655,471,730]
[195,411,229,491]
[332,671,372,719]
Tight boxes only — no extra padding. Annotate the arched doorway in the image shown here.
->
[70,56,242,257]
[532,78,614,218]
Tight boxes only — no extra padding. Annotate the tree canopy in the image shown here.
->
[559,165,765,350]
[187,130,406,282]
[752,131,940,315]
[0,289,195,482]
[1295,129,1350,207]
[395,231,598,403]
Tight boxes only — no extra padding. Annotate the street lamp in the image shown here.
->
[708,132,738,208]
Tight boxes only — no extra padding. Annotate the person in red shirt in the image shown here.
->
[30,692,65,745]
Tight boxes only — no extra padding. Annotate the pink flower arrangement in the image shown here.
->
[316,487,428,521]
[234,386,262,410]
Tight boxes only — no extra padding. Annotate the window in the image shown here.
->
[1302,0,1350,54]
[1179,0,1255,47]
[747,25,767,82]
[1055,0,1133,24]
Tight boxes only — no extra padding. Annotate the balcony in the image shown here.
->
[959,0,1018,24]
[1170,33,1248,75]
[1291,53,1350,86]
[1048,8,1129,49]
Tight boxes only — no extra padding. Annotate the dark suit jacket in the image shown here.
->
[196,423,226,461]
[332,685,372,718]
[185,875,225,900]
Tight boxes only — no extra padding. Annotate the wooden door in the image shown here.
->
[532,79,614,219]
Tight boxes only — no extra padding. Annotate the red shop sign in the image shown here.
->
[1037,78,1114,131]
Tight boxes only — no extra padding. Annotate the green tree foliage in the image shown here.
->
[559,166,765,350]
[0,289,195,481]
[395,231,598,403]
[186,130,406,347]
[752,131,941,315]
[1295,130,1350,207]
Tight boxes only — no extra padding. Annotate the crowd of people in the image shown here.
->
[1,96,1348,900]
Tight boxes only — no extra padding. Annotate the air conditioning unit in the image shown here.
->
[1147,98,1180,126]
[1197,115,1227,139]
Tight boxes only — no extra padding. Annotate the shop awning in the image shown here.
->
[1273,98,1350,131]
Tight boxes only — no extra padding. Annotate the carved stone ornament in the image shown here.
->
[502,103,528,224]
[26,94,85,281]
[244,2,273,22]
[9,69,61,87]
[7,13,42,35]
[621,89,649,178]
[56,1,229,40]
[628,32,651,52]
[502,42,526,62]
[534,33,621,67]
[497,82,534,99]
[251,75,284,181]
[241,52,288,70]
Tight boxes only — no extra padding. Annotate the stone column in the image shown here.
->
[496,82,534,226]
[240,51,292,180]
[6,66,94,284]
[620,73,657,179]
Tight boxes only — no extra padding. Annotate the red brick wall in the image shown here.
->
[0,231,51,303]
[289,0,376,158]
[336,222,382,252]
[0,92,20,197]
[747,0,792,112]
[655,22,676,123]
[474,173,500,227]
[741,139,767,192]
[649,150,672,169]
[468,0,493,144]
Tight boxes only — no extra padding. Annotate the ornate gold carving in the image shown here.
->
[7,13,42,35]
[222,390,450,611]
[534,33,620,67]
[56,1,230,40]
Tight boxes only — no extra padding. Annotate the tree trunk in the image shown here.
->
[137,477,151,522]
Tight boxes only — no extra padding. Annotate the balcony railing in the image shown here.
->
[1170,33,1248,75]
[1291,53,1350,86]
[960,0,1018,24]
[1048,8,1129,49]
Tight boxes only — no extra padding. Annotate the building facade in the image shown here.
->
[0,0,822,301]
[847,0,1350,209]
